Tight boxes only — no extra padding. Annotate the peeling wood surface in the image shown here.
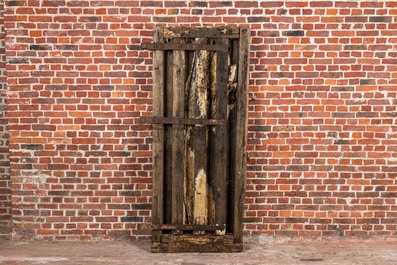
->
[184,39,213,225]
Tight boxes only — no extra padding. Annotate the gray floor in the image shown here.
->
[1,239,397,264]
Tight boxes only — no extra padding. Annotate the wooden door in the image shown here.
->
[140,27,249,253]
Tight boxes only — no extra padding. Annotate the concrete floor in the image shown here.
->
[1,239,397,265]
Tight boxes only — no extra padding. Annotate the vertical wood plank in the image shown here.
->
[152,27,165,228]
[172,38,186,225]
[164,50,173,224]
[233,27,250,243]
[227,39,239,233]
[209,38,229,229]
[185,39,211,225]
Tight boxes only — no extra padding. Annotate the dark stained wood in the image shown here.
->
[209,38,229,230]
[152,27,165,229]
[233,27,250,244]
[141,42,228,51]
[171,38,186,225]
[152,224,225,231]
[227,39,240,234]
[140,116,227,126]
[164,27,240,39]
[164,49,173,224]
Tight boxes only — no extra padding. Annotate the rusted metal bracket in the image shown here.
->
[141,42,228,51]
[140,116,227,126]
[152,224,226,232]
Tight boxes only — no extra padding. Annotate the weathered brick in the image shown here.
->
[247,16,270,23]
[283,30,305,37]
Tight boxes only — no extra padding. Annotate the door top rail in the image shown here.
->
[141,42,228,51]
[140,116,227,126]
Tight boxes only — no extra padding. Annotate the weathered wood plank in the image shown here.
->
[209,38,229,231]
[161,234,234,244]
[152,231,162,243]
[227,39,239,233]
[152,224,225,231]
[152,234,242,252]
[150,26,248,253]
[185,39,212,225]
[233,27,250,243]
[152,242,243,253]
[152,27,165,227]
[140,116,227,126]
[141,42,228,51]
[164,27,240,39]
[164,50,173,224]
[172,38,186,225]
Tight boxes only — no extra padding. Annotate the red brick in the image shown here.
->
[2,0,397,241]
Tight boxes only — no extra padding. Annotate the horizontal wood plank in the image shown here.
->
[152,234,242,252]
[152,242,243,253]
[141,116,227,126]
[164,27,240,39]
[161,234,234,244]
[152,224,225,231]
[142,42,228,51]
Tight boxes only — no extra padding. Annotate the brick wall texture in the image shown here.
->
[3,0,397,240]
[0,0,11,238]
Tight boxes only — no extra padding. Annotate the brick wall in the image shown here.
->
[0,0,11,239]
[4,0,397,240]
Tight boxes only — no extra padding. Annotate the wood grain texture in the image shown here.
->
[152,234,242,253]
[227,39,240,234]
[140,116,227,126]
[148,26,249,253]
[164,49,173,224]
[184,39,212,225]
[164,27,240,39]
[209,38,229,230]
[233,27,250,244]
[142,42,228,51]
[152,224,225,231]
[172,38,186,225]
[152,27,165,227]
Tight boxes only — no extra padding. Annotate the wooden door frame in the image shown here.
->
[140,26,250,253]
